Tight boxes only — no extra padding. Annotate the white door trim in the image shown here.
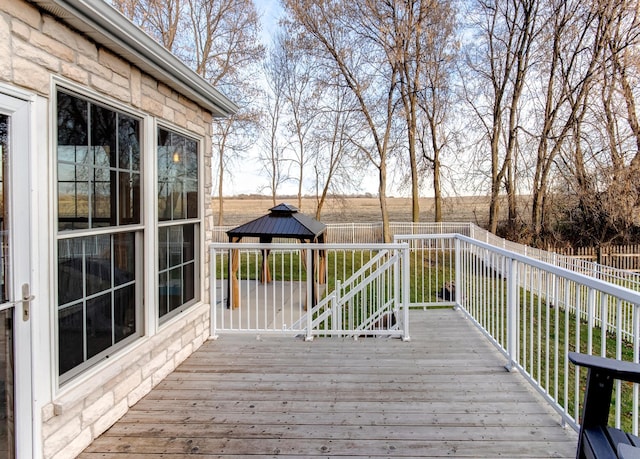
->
[0,91,34,459]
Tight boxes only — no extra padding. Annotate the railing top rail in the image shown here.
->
[398,232,640,306]
[209,242,409,250]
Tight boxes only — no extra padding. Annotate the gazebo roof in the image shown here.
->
[226,203,326,241]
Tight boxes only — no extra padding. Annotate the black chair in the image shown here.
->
[569,352,640,459]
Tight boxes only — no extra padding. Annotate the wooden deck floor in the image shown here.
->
[80,308,578,458]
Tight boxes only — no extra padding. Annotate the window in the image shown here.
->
[56,90,142,381]
[157,128,199,319]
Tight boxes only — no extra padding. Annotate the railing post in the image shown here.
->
[634,304,640,436]
[334,280,342,336]
[402,243,411,341]
[306,248,313,341]
[454,237,461,309]
[506,257,518,371]
[210,246,218,340]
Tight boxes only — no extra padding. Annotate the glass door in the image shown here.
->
[0,93,33,458]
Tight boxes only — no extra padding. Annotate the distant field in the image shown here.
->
[211,195,519,227]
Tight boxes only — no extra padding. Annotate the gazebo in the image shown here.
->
[225,203,327,308]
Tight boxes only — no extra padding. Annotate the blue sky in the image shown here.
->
[255,0,283,46]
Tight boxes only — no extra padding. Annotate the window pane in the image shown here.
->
[185,139,198,181]
[158,271,168,317]
[91,105,116,168]
[118,115,140,171]
[86,293,112,358]
[168,267,183,312]
[58,157,91,231]
[58,162,80,182]
[157,128,198,222]
[183,262,195,303]
[58,183,90,230]
[157,178,170,221]
[157,127,170,147]
[185,180,198,219]
[58,303,84,375]
[0,116,6,304]
[93,146,110,170]
[92,168,112,227]
[158,226,168,271]
[0,308,13,453]
[157,126,199,321]
[57,92,87,146]
[58,239,84,305]
[168,226,183,266]
[118,172,140,225]
[85,235,112,296]
[58,145,90,165]
[167,182,185,220]
[114,232,135,286]
[183,224,195,262]
[114,285,135,343]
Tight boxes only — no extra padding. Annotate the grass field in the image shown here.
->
[212,195,519,226]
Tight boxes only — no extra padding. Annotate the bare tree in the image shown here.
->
[416,1,457,222]
[113,0,182,50]
[463,0,539,235]
[311,79,363,219]
[553,0,640,246]
[378,0,427,222]
[261,40,291,205]
[529,0,620,241]
[274,33,319,211]
[283,0,403,241]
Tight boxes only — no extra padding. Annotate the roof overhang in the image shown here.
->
[29,0,238,117]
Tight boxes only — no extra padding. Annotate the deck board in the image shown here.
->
[79,308,578,458]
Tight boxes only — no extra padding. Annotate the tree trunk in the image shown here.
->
[379,161,391,243]
[433,154,442,222]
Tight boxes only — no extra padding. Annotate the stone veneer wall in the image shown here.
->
[1,1,215,457]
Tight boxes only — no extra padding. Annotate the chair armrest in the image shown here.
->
[619,443,640,459]
[569,352,640,384]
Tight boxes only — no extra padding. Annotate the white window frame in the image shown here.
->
[155,122,203,325]
[53,82,146,386]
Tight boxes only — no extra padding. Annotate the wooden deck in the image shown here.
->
[80,308,578,458]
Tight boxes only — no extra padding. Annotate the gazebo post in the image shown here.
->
[227,236,241,309]
[259,237,272,284]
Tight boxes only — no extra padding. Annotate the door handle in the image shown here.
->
[6,284,35,321]
[17,284,34,321]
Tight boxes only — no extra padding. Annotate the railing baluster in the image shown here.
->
[506,258,518,371]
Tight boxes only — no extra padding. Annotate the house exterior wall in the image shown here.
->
[1,1,216,457]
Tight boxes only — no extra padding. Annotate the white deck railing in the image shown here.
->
[396,233,640,435]
[209,225,640,434]
[213,221,640,292]
[209,242,410,340]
